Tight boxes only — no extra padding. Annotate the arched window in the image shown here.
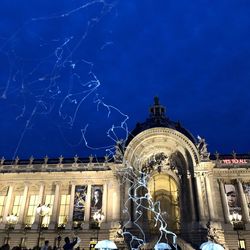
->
[148,174,180,232]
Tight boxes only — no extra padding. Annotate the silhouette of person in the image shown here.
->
[63,236,80,250]
[41,240,50,250]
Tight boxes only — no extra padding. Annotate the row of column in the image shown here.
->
[193,173,250,224]
[194,172,216,222]
[0,181,121,230]
[124,172,210,224]
[182,172,211,222]
[124,171,247,225]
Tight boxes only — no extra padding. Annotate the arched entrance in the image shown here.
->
[148,174,180,232]
[123,127,199,247]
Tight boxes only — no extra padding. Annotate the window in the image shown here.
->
[58,195,70,227]
[12,195,23,216]
[42,195,54,227]
[148,174,180,232]
[25,195,39,227]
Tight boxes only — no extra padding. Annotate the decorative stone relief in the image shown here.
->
[114,140,124,163]
[29,184,40,192]
[0,186,8,195]
[197,135,210,161]
[15,184,25,192]
[124,128,199,172]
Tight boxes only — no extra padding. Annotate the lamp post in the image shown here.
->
[36,204,50,249]
[6,214,18,244]
[229,212,243,250]
[93,211,105,242]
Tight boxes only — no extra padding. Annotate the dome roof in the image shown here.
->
[126,97,196,146]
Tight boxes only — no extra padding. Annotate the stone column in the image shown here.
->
[187,174,196,221]
[205,173,215,221]
[85,183,92,222]
[1,184,14,228]
[112,182,121,221]
[106,182,112,223]
[103,183,108,223]
[218,179,230,223]
[195,173,205,221]
[16,184,29,229]
[33,183,45,229]
[237,179,250,223]
[66,182,75,229]
[49,182,60,229]
[124,179,132,226]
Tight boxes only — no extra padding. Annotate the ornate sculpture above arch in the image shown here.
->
[123,127,200,175]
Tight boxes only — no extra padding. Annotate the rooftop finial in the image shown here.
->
[154,96,159,105]
[149,96,166,118]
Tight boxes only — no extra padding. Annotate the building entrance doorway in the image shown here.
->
[148,174,180,232]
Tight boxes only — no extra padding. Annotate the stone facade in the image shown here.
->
[0,99,250,250]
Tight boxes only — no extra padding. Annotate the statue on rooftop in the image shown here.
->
[197,135,210,161]
[114,140,124,163]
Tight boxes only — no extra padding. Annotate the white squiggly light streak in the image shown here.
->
[119,161,177,250]
[0,0,117,160]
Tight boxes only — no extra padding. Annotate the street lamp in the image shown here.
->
[93,211,105,242]
[229,212,244,250]
[6,214,18,244]
[36,204,51,249]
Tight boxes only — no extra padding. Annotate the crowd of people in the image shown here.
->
[0,234,82,250]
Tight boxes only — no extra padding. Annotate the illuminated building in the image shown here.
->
[0,97,250,250]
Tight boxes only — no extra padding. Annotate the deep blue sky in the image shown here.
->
[0,0,250,160]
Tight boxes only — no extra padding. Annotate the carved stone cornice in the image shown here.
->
[213,168,250,176]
